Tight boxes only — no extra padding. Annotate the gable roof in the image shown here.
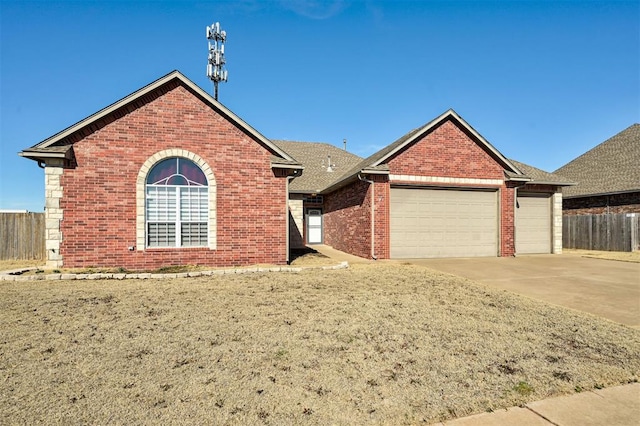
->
[364,109,524,173]
[19,70,300,168]
[322,109,527,194]
[554,124,640,198]
[272,140,363,193]
[508,159,575,186]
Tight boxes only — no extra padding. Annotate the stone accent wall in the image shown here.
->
[552,192,563,253]
[44,163,64,268]
[288,194,304,249]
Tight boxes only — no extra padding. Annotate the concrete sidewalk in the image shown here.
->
[433,383,639,426]
[310,244,374,264]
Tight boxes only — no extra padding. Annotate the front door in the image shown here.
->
[306,209,323,244]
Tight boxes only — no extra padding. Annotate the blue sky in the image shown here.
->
[1,0,638,212]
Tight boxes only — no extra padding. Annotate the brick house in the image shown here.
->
[20,71,302,269]
[271,140,363,249]
[21,72,571,268]
[280,110,572,259]
[554,124,640,216]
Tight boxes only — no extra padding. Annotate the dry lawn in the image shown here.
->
[563,249,640,263]
[0,259,44,271]
[1,264,639,425]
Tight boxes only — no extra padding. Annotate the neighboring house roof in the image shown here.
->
[272,140,363,193]
[554,124,640,198]
[508,159,575,186]
[20,70,301,170]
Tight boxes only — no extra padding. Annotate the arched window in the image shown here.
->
[146,157,208,247]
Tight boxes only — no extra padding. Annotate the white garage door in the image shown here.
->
[390,187,498,258]
[516,194,551,254]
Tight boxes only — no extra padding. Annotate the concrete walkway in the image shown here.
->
[434,383,640,426]
[313,245,640,426]
[310,244,374,264]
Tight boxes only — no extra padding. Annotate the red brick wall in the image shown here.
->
[324,118,517,259]
[322,176,389,260]
[324,179,372,259]
[501,183,517,257]
[386,119,505,180]
[59,82,288,270]
[373,177,391,259]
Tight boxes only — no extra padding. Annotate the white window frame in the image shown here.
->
[136,149,216,250]
[146,183,208,248]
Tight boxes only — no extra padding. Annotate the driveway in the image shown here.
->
[408,254,640,328]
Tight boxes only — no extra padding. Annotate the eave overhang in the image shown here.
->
[319,167,390,195]
[18,145,74,166]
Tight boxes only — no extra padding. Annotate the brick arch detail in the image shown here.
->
[136,149,217,250]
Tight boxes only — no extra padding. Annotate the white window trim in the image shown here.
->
[136,149,216,250]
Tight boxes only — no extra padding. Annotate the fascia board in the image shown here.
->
[18,151,68,159]
[529,181,577,186]
[270,162,304,170]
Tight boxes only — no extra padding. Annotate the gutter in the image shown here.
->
[512,181,529,257]
[358,173,378,260]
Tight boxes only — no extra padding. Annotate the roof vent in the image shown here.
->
[322,155,336,173]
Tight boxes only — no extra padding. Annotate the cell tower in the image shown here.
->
[206,22,228,101]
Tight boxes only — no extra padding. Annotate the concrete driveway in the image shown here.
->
[408,254,640,328]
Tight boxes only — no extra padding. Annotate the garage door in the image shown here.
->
[516,194,551,254]
[390,187,498,258]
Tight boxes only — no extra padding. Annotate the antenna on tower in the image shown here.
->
[206,21,228,101]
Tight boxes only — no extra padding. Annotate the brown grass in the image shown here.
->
[1,264,638,425]
[563,249,640,263]
[0,259,44,271]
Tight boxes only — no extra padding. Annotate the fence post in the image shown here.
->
[630,213,639,252]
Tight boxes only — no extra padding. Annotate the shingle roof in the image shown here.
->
[272,140,363,193]
[508,159,575,186]
[554,124,640,198]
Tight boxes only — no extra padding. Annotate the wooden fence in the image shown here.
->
[563,213,639,252]
[0,212,46,260]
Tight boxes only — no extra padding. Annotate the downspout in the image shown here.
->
[358,173,377,260]
[512,182,528,257]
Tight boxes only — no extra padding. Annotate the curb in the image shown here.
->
[0,261,349,281]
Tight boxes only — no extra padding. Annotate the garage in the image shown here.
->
[390,187,498,258]
[516,193,551,254]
